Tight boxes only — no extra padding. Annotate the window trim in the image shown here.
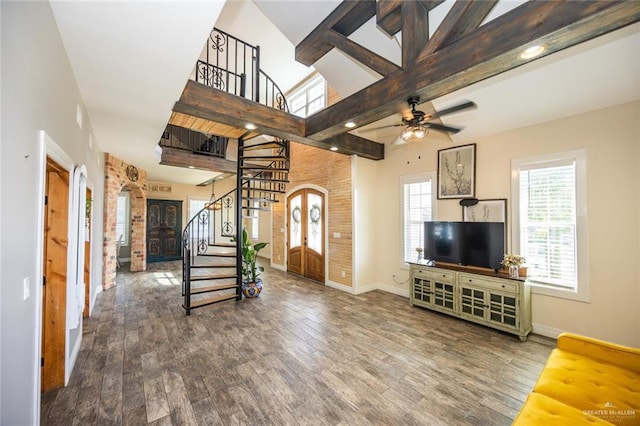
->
[511,149,589,302]
[116,192,130,247]
[400,172,436,269]
[287,74,326,118]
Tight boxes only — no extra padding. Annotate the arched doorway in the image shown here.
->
[287,187,325,283]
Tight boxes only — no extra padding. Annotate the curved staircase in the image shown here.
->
[175,26,291,315]
[182,136,290,315]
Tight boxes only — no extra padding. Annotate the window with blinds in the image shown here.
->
[402,173,434,264]
[512,149,588,297]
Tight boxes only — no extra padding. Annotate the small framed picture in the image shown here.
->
[463,198,507,223]
[438,143,476,199]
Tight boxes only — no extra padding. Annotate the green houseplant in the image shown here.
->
[237,228,268,297]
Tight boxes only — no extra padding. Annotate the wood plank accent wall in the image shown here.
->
[272,141,353,287]
[102,154,148,290]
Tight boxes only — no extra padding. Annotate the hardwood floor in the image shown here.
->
[41,260,554,425]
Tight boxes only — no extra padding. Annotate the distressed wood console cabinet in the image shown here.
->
[409,262,532,341]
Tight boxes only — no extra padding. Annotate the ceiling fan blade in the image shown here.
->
[429,101,476,119]
[358,123,404,133]
[425,122,462,134]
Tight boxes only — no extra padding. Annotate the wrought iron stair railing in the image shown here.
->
[195,27,288,112]
[160,124,228,158]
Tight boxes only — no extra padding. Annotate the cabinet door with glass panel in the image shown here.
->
[410,266,455,313]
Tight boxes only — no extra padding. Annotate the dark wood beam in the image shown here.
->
[402,0,431,68]
[377,0,445,36]
[305,0,640,140]
[174,81,384,160]
[295,0,376,66]
[160,146,238,174]
[419,0,498,60]
[325,29,401,77]
[175,81,304,138]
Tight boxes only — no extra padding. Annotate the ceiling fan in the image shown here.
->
[362,96,476,143]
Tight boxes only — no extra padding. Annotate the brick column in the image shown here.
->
[102,153,147,290]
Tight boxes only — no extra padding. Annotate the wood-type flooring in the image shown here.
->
[41,260,554,425]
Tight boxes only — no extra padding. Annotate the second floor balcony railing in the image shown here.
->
[194,27,288,113]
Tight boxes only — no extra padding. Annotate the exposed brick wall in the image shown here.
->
[102,153,147,290]
[272,142,353,287]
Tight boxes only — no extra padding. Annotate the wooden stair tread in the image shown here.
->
[189,264,235,269]
[241,141,286,151]
[209,242,235,247]
[190,283,239,294]
[190,273,237,281]
[183,293,237,309]
[199,252,236,258]
[241,176,290,183]
[240,165,289,171]
[240,155,288,161]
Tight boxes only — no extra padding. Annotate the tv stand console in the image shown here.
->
[409,262,532,341]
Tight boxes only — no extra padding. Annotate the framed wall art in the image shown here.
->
[437,143,476,199]
[462,198,507,223]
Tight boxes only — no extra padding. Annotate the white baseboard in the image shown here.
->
[354,282,377,295]
[532,323,565,339]
[270,262,286,272]
[65,324,83,385]
[377,283,410,298]
[326,280,357,294]
[90,284,102,316]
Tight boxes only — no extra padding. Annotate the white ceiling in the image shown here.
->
[51,0,640,185]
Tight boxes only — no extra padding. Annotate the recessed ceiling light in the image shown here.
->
[330,147,338,151]
[520,45,545,59]
[344,121,356,128]
[245,123,257,130]
[188,165,195,169]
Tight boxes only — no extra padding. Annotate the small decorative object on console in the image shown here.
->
[416,247,423,262]
[502,254,525,278]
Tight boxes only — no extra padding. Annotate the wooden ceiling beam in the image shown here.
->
[305,0,640,140]
[402,1,431,68]
[419,0,498,60]
[295,0,376,66]
[377,0,445,36]
[174,81,384,160]
[325,29,401,77]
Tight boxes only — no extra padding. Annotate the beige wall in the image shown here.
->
[371,100,640,346]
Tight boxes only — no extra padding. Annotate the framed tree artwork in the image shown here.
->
[438,143,476,199]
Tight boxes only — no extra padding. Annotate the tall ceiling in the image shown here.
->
[51,0,640,184]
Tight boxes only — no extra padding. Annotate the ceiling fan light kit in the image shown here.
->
[400,125,429,141]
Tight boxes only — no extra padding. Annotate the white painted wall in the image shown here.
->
[352,155,379,294]
[1,2,105,423]
[369,101,640,347]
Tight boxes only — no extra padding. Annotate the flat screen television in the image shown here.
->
[424,221,505,270]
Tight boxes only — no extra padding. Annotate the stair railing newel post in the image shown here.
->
[254,45,260,103]
[235,137,245,301]
[184,247,192,316]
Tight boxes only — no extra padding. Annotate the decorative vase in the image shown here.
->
[242,279,263,298]
[509,265,519,278]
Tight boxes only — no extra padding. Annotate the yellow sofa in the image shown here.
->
[513,333,640,425]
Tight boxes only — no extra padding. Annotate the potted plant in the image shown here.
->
[236,228,268,297]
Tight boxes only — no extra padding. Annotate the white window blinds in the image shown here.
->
[403,176,433,263]
[519,160,577,289]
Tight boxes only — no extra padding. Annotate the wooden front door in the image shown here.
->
[147,199,182,262]
[42,158,69,391]
[287,189,325,282]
